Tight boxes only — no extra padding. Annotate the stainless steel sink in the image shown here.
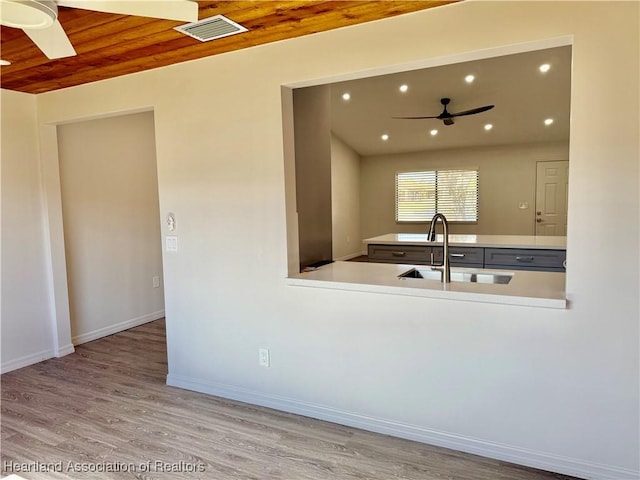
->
[398,268,513,284]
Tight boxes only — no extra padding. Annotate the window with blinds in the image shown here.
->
[395,169,478,222]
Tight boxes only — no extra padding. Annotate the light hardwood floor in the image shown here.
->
[1,320,580,480]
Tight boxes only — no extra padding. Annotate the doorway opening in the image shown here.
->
[57,111,165,345]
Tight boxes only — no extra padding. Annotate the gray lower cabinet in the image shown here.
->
[484,248,566,272]
[368,244,566,272]
[367,244,432,264]
[368,244,483,267]
[431,246,484,268]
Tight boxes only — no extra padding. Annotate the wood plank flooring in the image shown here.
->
[1,320,581,480]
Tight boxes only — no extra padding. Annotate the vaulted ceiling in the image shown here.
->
[0,1,458,94]
[328,45,572,155]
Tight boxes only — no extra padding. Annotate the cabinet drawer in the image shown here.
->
[484,248,566,271]
[367,244,431,264]
[432,246,484,267]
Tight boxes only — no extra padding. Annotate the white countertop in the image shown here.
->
[363,233,567,249]
[287,261,566,309]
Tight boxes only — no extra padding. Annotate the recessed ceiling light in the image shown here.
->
[399,84,409,93]
[342,92,351,101]
[539,63,551,73]
[484,124,493,131]
[430,129,438,136]
[544,118,554,126]
[381,134,389,141]
[464,74,475,83]
[0,59,11,66]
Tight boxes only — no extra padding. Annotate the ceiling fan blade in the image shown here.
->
[24,19,76,59]
[450,105,494,117]
[392,115,440,120]
[56,0,199,22]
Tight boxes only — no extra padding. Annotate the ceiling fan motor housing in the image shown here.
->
[0,0,58,29]
[438,98,454,124]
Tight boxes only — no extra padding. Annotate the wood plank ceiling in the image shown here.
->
[0,1,458,94]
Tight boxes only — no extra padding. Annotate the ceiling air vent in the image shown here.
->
[175,15,248,42]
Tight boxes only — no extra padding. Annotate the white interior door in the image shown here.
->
[535,160,569,236]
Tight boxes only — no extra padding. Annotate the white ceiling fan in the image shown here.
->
[0,0,199,59]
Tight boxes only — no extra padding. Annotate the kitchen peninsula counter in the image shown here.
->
[287,235,568,308]
[287,261,566,309]
[363,234,566,249]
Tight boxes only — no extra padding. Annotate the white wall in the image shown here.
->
[360,141,569,238]
[3,1,638,478]
[57,112,164,344]
[0,90,57,372]
[331,134,361,259]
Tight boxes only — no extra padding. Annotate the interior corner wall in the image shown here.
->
[0,89,56,372]
[360,141,569,239]
[56,111,164,344]
[293,85,332,268]
[331,134,361,260]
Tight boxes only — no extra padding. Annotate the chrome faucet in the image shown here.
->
[427,213,451,283]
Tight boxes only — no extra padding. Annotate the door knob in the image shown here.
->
[536,218,542,223]
[536,211,542,215]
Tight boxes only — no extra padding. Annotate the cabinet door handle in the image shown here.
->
[516,256,535,262]
[450,253,465,258]
[391,251,406,257]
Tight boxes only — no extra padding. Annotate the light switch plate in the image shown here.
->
[166,236,178,252]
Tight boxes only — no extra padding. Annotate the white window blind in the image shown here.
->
[395,169,478,222]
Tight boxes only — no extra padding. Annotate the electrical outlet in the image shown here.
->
[258,348,270,367]
[152,276,160,288]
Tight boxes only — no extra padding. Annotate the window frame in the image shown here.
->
[394,167,479,224]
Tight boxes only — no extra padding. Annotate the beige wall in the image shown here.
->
[2,1,638,478]
[57,111,164,343]
[331,134,361,260]
[0,90,60,371]
[360,141,569,239]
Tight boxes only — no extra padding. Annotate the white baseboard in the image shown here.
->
[56,343,75,357]
[72,310,165,345]
[166,374,639,480]
[1,348,55,374]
